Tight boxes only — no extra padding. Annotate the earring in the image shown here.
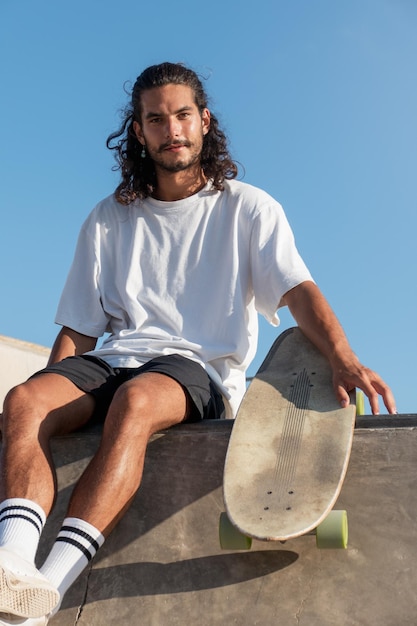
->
[141,145,146,158]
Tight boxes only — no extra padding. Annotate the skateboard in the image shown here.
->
[220,326,364,550]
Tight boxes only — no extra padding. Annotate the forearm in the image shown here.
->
[281,281,354,368]
[48,327,97,365]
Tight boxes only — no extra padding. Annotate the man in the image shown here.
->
[0,62,396,625]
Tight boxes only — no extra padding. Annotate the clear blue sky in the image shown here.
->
[1,0,416,413]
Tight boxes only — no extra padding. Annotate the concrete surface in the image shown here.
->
[32,420,416,626]
[0,335,49,410]
[1,336,416,625]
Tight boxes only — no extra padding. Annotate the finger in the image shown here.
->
[362,368,398,415]
[334,384,352,409]
[369,379,397,415]
[382,390,397,414]
[335,375,379,414]
[352,378,381,415]
[367,389,381,416]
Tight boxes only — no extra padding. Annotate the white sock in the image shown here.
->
[40,517,104,611]
[0,498,46,563]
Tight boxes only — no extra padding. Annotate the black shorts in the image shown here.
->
[34,354,225,423]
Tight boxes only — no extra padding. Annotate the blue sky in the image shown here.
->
[1,0,416,413]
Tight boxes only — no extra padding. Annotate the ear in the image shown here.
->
[201,108,211,136]
[133,121,145,145]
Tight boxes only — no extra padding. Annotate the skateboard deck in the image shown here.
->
[222,326,357,548]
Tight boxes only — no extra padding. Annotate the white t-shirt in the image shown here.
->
[55,179,313,417]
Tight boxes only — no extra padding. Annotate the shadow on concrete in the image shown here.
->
[43,424,232,565]
[61,550,298,608]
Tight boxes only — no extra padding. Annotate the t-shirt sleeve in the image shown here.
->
[250,201,314,326]
[54,213,110,337]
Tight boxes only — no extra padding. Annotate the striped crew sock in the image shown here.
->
[40,517,104,611]
[0,498,46,563]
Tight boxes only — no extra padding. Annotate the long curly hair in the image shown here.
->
[106,62,238,204]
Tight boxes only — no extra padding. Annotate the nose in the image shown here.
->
[165,116,181,140]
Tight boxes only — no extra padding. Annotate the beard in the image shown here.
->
[145,136,204,173]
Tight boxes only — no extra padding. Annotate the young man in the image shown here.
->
[0,62,396,625]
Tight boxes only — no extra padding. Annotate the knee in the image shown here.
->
[112,380,154,417]
[108,380,155,433]
[106,374,187,438]
[4,381,33,415]
[2,381,47,435]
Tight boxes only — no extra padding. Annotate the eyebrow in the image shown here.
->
[144,105,195,120]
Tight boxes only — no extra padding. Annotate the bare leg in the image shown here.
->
[14,372,190,619]
[66,372,190,536]
[0,376,96,619]
[0,374,96,514]
[0,370,191,619]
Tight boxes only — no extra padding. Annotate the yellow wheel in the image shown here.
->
[315,510,348,549]
[219,512,252,550]
[356,390,365,416]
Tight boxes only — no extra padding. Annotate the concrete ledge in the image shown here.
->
[23,418,417,625]
[356,413,417,429]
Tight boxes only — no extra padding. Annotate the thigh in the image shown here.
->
[121,354,225,422]
[2,372,96,437]
[107,372,191,437]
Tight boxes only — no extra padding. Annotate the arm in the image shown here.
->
[48,326,97,365]
[281,281,397,415]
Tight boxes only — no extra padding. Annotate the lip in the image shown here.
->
[160,140,190,152]
[164,144,186,152]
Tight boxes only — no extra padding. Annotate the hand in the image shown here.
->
[282,282,397,415]
[331,357,397,415]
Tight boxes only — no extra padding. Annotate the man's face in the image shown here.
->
[133,84,210,174]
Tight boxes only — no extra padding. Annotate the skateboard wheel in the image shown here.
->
[219,512,252,550]
[315,510,348,549]
[356,390,365,416]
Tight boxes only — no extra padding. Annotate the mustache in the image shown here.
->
[158,140,191,152]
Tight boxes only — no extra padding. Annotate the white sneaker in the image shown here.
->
[0,614,49,625]
[0,549,59,619]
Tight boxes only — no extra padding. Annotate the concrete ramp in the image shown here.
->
[34,419,417,626]
[0,335,49,410]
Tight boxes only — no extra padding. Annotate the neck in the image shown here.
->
[152,166,207,201]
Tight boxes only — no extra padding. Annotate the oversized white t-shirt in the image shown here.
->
[55,179,313,417]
